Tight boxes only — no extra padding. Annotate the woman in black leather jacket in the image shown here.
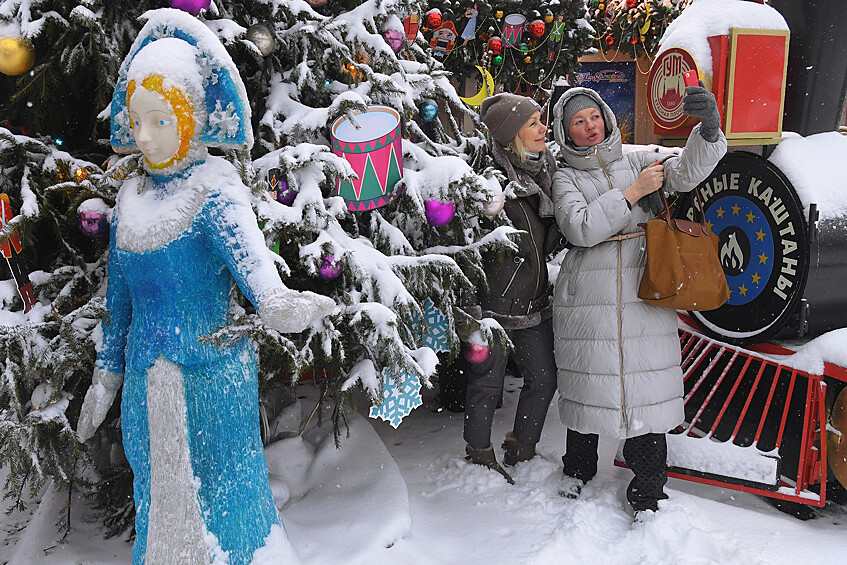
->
[461,93,560,484]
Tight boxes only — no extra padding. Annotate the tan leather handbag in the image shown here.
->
[637,182,729,311]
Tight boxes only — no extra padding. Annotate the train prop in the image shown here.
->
[615,0,847,511]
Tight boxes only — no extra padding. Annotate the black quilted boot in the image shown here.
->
[465,445,515,484]
[501,431,536,466]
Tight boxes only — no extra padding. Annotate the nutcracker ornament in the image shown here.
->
[430,21,458,55]
[0,193,36,312]
[550,12,566,42]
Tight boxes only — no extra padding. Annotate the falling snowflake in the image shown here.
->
[369,369,422,428]
[207,101,240,141]
[409,298,448,353]
[113,107,135,144]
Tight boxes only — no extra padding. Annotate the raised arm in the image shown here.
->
[200,182,334,333]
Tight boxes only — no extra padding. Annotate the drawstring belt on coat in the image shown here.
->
[602,231,644,243]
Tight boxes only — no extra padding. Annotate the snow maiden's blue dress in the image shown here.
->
[78,9,332,564]
[98,158,297,564]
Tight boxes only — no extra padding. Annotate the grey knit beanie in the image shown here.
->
[560,94,602,136]
[479,93,541,146]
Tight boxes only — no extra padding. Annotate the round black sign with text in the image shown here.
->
[676,152,809,344]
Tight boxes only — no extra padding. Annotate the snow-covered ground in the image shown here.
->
[3,371,847,565]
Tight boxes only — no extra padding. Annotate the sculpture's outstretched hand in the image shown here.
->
[77,368,124,442]
[259,286,336,334]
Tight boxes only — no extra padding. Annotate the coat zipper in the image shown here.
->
[595,146,613,190]
[616,239,628,433]
[596,145,629,433]
[501,256,525,297]
[517,200,542,299]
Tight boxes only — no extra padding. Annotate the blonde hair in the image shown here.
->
[507,134,527,163]
[126,74,195,169]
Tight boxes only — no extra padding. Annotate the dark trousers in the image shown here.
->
[562,428,669,512]
[463,318,557,449]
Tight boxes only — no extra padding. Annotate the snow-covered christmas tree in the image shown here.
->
[419,0,594,93]
[0,0,520,533]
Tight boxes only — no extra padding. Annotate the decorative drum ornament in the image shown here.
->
[501,14,526,47]
[331,106,403,211]
[647,47,699,130]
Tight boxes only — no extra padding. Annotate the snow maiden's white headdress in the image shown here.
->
[110,8,253,175]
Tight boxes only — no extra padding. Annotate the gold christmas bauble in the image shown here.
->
[523,55,531,63]
[495,10,504,19]
[544,13,554,23]
[0,36,35,76]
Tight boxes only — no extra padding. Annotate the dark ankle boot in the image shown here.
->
[465,445,514,484]
[501,431,536,466]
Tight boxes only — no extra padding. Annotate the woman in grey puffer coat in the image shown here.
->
[550,86,726,514]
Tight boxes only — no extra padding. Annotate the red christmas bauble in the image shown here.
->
[605,34,615,45]
[528,19,546,38]
[488,37,503,55]
[626,0,638,7]
[426,10,442,29]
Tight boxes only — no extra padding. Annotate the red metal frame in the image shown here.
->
[615,314,846,507]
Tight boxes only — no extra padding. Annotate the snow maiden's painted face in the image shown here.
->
[127,75,194,169]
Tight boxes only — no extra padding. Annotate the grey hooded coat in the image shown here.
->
[550,87,727,439]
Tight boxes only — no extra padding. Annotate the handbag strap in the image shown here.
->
[655,155,709,233]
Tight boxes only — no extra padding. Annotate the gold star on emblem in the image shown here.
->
[756,229,766,241]
[738,284,748,296]
[751,272,761,285]
[732,204,741,215]
[746,211,756,223]
[706,220,714,232]
[758,252,769,264]
[716,207,725,218]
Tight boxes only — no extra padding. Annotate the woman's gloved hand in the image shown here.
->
[683,80,721,142]
[259,286,336,334]
[77,368,124,442]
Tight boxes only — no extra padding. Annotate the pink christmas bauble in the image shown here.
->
[78,210,109,238]
[424,200,455,227]
[307,0,328,7]
[170,0,211,15]
[318,254,342,281]
[382,29,406,53]
[463,342,491,364]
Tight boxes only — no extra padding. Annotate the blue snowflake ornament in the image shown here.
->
[410,298,448,353]
[369,369,422,428]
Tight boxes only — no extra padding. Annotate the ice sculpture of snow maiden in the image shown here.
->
[76,9,333,565]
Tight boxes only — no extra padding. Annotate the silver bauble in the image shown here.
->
[246,24,275,57]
